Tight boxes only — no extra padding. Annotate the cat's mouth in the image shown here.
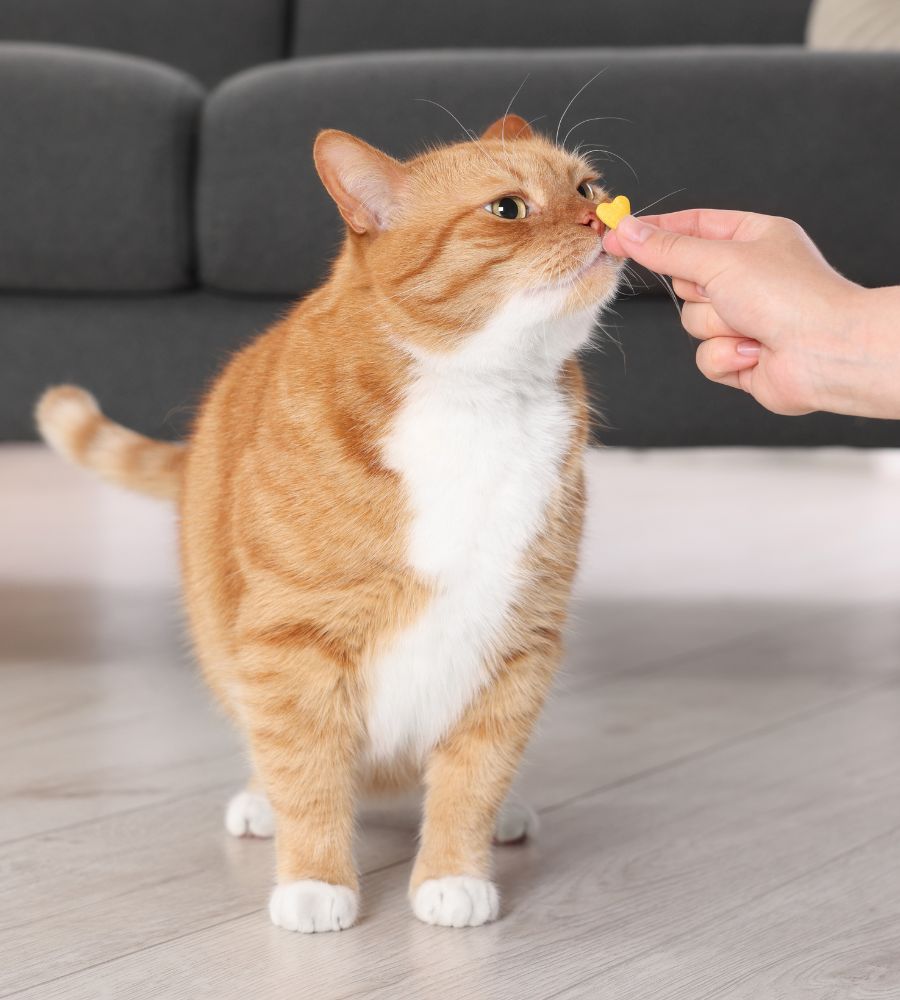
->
[545,245,614,291]
[523,241,621,306]
[574,245,607,276]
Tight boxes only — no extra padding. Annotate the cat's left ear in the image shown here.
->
[313,130,407,234]
[482,114,534,141]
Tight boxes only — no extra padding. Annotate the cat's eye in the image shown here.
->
[577,182,595,199]
[485,196,528,220]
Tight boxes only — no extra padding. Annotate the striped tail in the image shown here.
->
[35,385,184,501]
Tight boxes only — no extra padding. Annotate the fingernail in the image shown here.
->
[616,214,654,243]
[736,340,761,357]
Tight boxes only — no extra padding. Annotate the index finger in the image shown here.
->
[601,209,756,286]
[636,208,757,241]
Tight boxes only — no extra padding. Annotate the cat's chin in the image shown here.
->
[514,280,617,334]
[570,253,623,308]
[572,244,608,277]
[549,265,621,321]
[536,247,622,308]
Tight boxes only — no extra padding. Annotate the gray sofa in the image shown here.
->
[2,0,899,446]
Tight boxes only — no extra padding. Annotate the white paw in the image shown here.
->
[269,880,359,933]
[224,790,275,838]
[494,800,539,845]
[412,876,499,928]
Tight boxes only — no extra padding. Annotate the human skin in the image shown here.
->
[603,210,900,420]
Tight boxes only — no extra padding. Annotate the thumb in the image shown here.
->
[605,214,726,287]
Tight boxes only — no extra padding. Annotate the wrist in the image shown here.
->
[811,284,900,420]
[849,286,900,420]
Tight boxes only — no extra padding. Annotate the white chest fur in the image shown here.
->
[364,352,578,763]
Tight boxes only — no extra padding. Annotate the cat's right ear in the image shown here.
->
[313,130,407,234]
[482,114,534,141]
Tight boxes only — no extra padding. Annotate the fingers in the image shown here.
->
[697,369,746,392]
[696,337,761,386]
[604,214,731,288]
[672,278,707,303]
[681,302,736,340]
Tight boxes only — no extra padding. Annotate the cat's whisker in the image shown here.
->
[618,271,637,297]
[561,115,632,151]
[621,264,643,286]
[580,146,640,183]
[619,263,657,301]
[554,69,608,147]
[499,74,530,161]
[633,187,687,217]
[414,98,503,171]
[414,97,477,141]
[621,262,645,285]
[646,268,683,317]
[595,320,628,370]
[520,113,546,133]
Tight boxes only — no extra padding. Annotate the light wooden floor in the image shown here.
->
[2,444,900,999]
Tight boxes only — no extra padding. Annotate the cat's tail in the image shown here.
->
[35,385,184,501]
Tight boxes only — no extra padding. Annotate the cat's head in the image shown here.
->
[314,115,622,367]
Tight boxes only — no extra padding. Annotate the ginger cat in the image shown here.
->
[36,114,622,932]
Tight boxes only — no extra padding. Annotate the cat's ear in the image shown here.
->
[482,114,533,142]
[313,130,407,234]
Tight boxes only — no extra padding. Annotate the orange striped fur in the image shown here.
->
[36,115,621,932]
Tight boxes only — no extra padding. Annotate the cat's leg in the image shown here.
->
[181,626,274,838]
[236,637,364,933]
[195,656,276,840]
[493,795,539,845]
[224,771,275,839]
[410,641,558,927]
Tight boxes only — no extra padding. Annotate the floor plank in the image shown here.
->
[13,687,900,1000]
[554,829,900,1000]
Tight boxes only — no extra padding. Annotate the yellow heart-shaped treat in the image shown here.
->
[596,195,631,230]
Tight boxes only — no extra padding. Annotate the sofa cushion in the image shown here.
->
[0,0,288,87]
[0,44,201,292]
[291,0,813,56]
[198,48,900,296]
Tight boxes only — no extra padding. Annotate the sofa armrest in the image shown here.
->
[0,43,202,292]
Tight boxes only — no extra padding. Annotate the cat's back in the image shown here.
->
[184,291,340,504]
[188,315,290,461]
[179,294,413,645]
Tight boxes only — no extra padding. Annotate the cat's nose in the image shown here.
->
[579,210,606,236]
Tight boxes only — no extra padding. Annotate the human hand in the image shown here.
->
[603,209,900,419]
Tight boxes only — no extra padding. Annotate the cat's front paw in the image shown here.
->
[412,876,499,928]
[269,880,359,933]
[224,790,275,838]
